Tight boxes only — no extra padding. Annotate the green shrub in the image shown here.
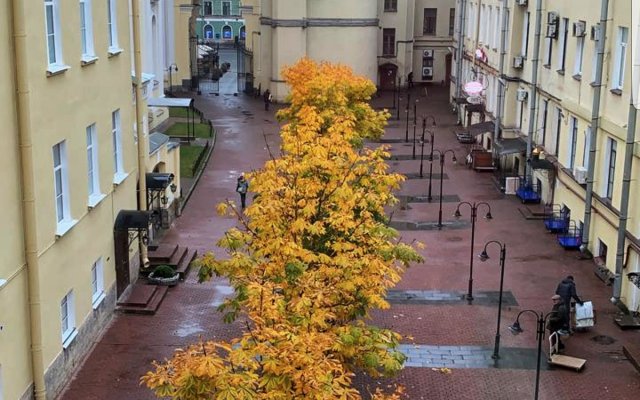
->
[153,265,176,278]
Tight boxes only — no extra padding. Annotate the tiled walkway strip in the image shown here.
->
[399,344,495,369]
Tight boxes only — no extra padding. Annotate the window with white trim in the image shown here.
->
[107,0,119,51]
[86,124,100,199]
[558,18,568,71]
[53,141,70,224]
[543,36,553,66]
[567,116,578,169]
[611,27,628,91]
[604,137,617,200]
[574,35,585,76]
[521,12,530,58]
[91,258,105,307]
[80,0,95,61]
[45,0,65,70]
[112,110,123,178]
[493,6,500,49]
[583,126,592,170]
[60,290,76,346]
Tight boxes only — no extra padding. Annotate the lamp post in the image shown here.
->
[454,201,493,303]
[478,240,506,359]
[508,310,558,400]
[422,115,437,197]
[167,63,178,95]
[412,99,418,159]
[405,92,411,142]
[432,149,457,228]
[397,95,402,121]
[419,120,427,177]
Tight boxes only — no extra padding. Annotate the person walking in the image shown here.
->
[236,174,249,209]
[263,89,272,111]
[555,275,584,332]
[547,294,569,351]
[407,71,414,89]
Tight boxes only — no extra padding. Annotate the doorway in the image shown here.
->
[378,63,398,91]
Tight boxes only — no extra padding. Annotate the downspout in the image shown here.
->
[11,0,47,398]
[455,0,466,124]
[524,0,542,185]
[132,0,149,266]
[494,0,508,145]
[395,39,414,88]
[611,99,636,311]
[581,0,609,254]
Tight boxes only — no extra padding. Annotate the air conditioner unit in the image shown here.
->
[590,24,601,41]
[505,177,520,195]
[516,88,528,102]
[516,0,528,6]
[423,49,434,58]
[573,21,586,37]
[513,56,524,69]
[573,166,588,184]
[422,67,433,77]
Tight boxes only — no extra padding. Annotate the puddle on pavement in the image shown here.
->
[211,284,235,307]
[174,321,205,338]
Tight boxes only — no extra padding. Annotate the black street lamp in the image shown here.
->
[432,149,457,228]
[396,76,402,120]
[419,120,427,177]
[422,115,436,198]
[454,201,493,303]
[508,310,558,400]
[478,240,506,360]
[167,64,178,95]
[405,92,411,142]
[412,99,419,159]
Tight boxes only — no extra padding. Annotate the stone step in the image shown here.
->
[148,243,179,264]
[116,283,168,315]
[175,248,198,279]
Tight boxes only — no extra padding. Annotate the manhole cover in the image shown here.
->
[446,236,463,242]
[590,335,616,345]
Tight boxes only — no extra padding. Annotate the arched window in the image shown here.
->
[222,25,232,39]
[240,26,246,39]
[203,25,214,39]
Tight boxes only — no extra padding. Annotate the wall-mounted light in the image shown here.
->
[170,183,177,193]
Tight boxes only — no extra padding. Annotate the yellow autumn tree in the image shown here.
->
[142,58,422,399]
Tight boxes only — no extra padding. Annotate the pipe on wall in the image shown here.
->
[493,0,508,145]
[11,0,47,397]
[581,0,610,254]
[524,0,542,185]
[454,0,466,121]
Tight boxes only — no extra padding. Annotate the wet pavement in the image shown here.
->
[58,85,640,400]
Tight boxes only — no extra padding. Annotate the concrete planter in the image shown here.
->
[148,272,179,286]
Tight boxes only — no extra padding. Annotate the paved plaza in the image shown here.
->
[58,78,640,399]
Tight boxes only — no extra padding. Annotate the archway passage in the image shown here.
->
[379,63,398,91]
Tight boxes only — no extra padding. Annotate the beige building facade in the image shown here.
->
[452,0,640,313]
[0,1,192,399]
[241,0,456,101]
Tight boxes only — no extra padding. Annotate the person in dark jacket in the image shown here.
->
[263,89,272,111]
[236,174,249,209]
[547,295,569,350]
[555,275,583,331]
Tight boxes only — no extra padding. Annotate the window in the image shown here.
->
[543,35,553,65]
[86,124,101,202]
[598,239,608,260]
[382,28,395,56]
[583,126,591,170]
[60,290,76,347]
[53,142,70,224]
[449,8,455,37]
[540,99,548,146]
[107,0,119,51]
[222,1,230,16]
[466,3,474,38]
[384,0,397,12]
[222,25,232,39]
[574,36,585,76]
[521,12,530,57]
[79,0,95,60]
[558,18,568,71]
[112,110,124,180]
[568,117,578,169]
[91,258,105,307]
[552,106,562,155]
[45,0,65,71]
[611,27,628,91]
[604,137,617,200]
[493,6,501,49]
[480,5,486,44]
[423,8,437,35]
[204,25,214,39]
[203,1,212,15]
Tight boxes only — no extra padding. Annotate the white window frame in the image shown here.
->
[603,137,617,200]
[611,27,628,91]
[558,18,569,71]
[53,141,76,236]
[543,36,552,65]
[44,0,69,75]
[61,290,77,348]
[521,12,530,58]
[583,126,592,170]
[574,36,585,76]
[86,124,105,207]
[112,109,126,183]
[567,116,578,169]
[80,0,97,63]
[91,258,105,308]
[107,0,122,55]
[493,6,500,49]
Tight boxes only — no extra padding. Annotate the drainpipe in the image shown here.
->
[493,0,508,145]
[11,0,46,398]
[524,0,542,185]
[611,99,636,310]
[395,40,414,88]
[132,0,149,266]
[581,0,609,254]
[455,0,467,123]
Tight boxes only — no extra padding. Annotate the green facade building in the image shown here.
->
[196,0,245,42]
